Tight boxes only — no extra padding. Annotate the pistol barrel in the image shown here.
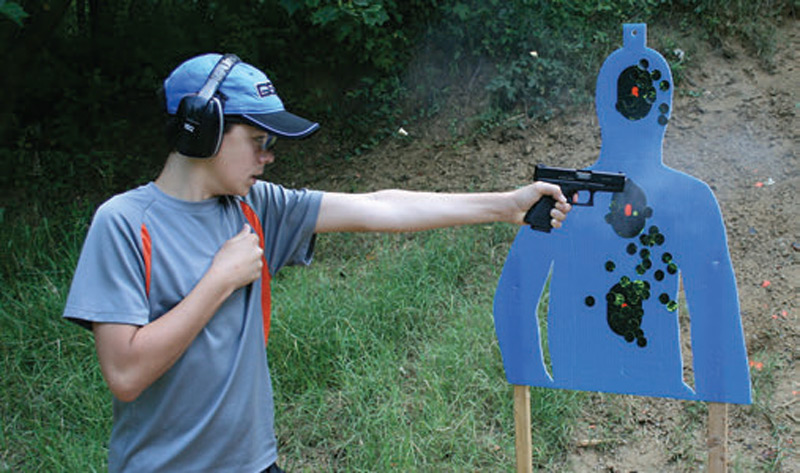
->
[534,165,626,192]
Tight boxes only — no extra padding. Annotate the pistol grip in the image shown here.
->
[524,195,556,233]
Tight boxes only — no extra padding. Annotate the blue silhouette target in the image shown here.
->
[493,24,751,404]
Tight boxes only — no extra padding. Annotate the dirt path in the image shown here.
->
[279,20,799,471]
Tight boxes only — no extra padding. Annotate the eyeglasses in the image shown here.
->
[255,134,278,152]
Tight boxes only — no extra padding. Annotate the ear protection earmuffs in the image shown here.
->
[175,54,241,158]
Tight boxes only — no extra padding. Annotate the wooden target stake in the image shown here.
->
[513,392,730,472]
[707,402,729,472]
[513,385,533,473]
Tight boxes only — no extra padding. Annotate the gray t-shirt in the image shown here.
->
[63,181,322,472]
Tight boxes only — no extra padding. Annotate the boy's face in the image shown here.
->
[209,124,275,196]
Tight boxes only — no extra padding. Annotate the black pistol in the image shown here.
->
[524,165,626,232]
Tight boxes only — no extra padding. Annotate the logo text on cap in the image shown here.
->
[256,82,276,98]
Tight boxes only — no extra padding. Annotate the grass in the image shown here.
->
[1,206,110,472]
[1,209,582,471]
[270,226,582,470]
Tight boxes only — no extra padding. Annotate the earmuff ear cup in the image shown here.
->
[175,94,225,158]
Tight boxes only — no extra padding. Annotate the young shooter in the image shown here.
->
[63,53,570,472]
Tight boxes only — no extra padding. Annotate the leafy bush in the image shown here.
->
[0,0,793,212]
[0,0,27,25]
[666,0,795,62]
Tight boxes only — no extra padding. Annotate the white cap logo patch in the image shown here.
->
[256,82,276,98]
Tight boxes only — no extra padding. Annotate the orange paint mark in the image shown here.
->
[631,86,639,97]
[624,203,633,217]
[773,310,789,320]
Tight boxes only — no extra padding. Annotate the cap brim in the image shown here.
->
[240,111,320,139]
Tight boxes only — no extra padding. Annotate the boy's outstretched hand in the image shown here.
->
[511,181,571,229]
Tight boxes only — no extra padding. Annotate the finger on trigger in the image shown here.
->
[543,182,567,203]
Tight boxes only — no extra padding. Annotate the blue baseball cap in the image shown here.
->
[164,53,319,138]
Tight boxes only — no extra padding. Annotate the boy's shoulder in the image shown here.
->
[102,183,157,208]
[92,183,159,227]
[245,180,322,207]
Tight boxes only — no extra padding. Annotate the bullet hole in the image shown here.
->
[607,180,653,238]
[616,66,657,120]
[666,300,678,312]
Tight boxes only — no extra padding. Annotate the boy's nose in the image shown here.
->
[258,150,275,164]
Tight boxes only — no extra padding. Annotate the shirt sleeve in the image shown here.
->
[62,196,150,329]
[248,182,323,275]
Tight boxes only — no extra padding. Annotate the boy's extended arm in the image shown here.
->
[314,182,570,233]
[93,224,263,403]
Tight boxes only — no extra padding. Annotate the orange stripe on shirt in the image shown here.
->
[141,223,152,297]
[239,201,272,346]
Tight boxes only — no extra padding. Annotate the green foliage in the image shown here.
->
[300,0,394,59]
[434,0,666,115]
[0,0,27,26]
[277,0,436,72]
[0,0,793,212]
[665,0,794,62]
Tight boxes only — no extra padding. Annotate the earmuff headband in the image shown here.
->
[197,54,241,103]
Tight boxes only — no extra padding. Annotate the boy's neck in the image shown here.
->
[155,152,216,201]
